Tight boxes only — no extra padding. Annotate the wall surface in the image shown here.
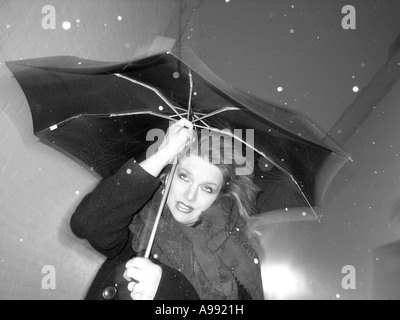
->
[0,0,188,62]
[259,78,400,300]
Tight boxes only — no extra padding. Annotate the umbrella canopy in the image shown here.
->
[6,47,350,221]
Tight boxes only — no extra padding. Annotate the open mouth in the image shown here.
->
[176,201,194,214]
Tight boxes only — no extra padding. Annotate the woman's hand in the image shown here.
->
[157,118,194,161]
[123,257,162,300]
[139,119,194,177]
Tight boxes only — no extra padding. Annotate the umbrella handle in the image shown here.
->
[144,160,178,259]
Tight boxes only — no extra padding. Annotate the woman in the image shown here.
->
[70,119,264,300]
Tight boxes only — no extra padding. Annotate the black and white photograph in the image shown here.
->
[1,0,400,306]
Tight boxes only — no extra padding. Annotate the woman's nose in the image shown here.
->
[184,186,197,203]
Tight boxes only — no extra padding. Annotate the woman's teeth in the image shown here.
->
[176,202,193,213]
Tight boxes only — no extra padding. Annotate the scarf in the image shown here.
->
[129,189,264,300]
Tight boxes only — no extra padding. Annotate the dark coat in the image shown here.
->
[71,158,200,300]
[70,158,261,300]
[83,235,200,300]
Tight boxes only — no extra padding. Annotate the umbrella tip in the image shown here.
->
[309,207,322,223]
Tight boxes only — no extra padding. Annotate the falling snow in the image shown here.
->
[62,21,71,30]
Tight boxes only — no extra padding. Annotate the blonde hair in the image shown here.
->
[179,130,260,223]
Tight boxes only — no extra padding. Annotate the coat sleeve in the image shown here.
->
[70,158,161,258]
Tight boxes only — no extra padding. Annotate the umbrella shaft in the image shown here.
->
[144,161,177,258]
[145,69,193,258]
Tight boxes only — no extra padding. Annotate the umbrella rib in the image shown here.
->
[192,124,270,161]
[108,111,211,129]
[110,75,320,221]
[107,110,180,122]
[191,107,241,123]
[49,110,210,127]
[44,111,192,133]
[171,111,212,129]
[192,124,321,222]
[190,113,211,129]
[196,119,211,129]
[173,106,208,117]
[187,69,193,117]
[114,73,184,120]
[113,72,233,128]
[112,74,238,128]
[193,124,288,174]
[289,177,320,222]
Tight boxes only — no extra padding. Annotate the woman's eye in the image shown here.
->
[203,186,213,193]
[179,174,189,181]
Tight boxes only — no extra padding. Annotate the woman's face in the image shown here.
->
[166,155,223,226]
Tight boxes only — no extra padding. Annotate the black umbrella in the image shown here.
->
[6,47,350,227]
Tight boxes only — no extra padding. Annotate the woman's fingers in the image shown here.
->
[131,280,158,300]
[143,119,195,170]
[124,257,147,281]
[172,119,194,137]
[124,257,162,300]
[176,118,193,130]
[176,120,195,145]
[125,256,157,269]
[160,120,195,158]
[123,264,148,283]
